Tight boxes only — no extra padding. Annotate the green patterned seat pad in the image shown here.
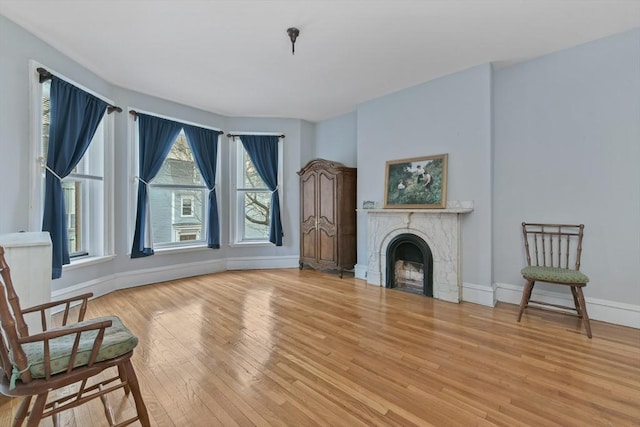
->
[11,316,137,379]
[521,266,589,284]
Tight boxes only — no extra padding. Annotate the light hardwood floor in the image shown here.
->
[1,268,639,426]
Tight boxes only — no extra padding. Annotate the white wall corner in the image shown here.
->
[462,282,496,307]
[226,255,299,270]
[495,282,640,329]
[354,263,368,280]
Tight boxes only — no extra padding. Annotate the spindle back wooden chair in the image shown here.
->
[517,223,592,338]
[0,246,150,426]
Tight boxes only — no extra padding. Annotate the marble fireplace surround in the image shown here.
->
[365,201,473,303]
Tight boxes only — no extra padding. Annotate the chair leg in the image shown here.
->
[99,384,116,426]
[517,280,535,322]
[575,287,592,338]
[25,393,47,427]
[570,286,583,318]
[122,360,151,427]
[13,396,31,427]
[118,364,130,395]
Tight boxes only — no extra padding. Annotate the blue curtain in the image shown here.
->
[131,114,183,258]
[184,125,220,248]
[239,135,283,246]
[42,78,108,279]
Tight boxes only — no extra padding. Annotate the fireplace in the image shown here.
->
[364,202,473,303]
[386,233,433,296]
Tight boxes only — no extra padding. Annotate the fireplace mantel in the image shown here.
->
[361,207,473,215]
[364,201,473,303]
[359,200,474,215]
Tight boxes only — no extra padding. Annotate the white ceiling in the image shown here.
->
[1,1,639,122]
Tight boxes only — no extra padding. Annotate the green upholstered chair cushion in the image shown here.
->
[11,316,137,380]
[521,266,589,284]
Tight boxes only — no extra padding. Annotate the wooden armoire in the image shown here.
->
[298,159,357,277]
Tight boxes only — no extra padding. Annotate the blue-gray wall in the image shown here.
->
[314,112,357,167]
[493,29,640,305]
[356,64,493,290]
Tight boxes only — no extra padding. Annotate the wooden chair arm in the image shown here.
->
[18,319,112,343]
[16,319,113,380]
[21,293,93,331]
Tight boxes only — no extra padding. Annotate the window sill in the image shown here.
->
[153,244,210,255]
[63,254,116,271]
[228,241,274,248]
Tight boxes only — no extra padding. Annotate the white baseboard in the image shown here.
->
[52,256,295,310]
[226,255,299,270]
[462,282,496,307]
[115,259,227,290]
[495,282,640,329]
[354,264,368,280]
[51,274,117,304]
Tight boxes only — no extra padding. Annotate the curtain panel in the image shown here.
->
[42,77,108,279]
[238,135,283,246]
[130,114,183,258]
[184,125,221,248]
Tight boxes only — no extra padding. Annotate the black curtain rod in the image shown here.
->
[36,67,53,83]
[227,133,285,139]
[37,67,122,114]
[128,110,224,134]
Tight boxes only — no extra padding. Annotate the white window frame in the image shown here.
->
[128,111,221,252]
[28,61,115,265]
[229,133,283,246]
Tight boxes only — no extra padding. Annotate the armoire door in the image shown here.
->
[317,170,337,265]
[300,171,318,261]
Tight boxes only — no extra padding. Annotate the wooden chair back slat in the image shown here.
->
[0,249,28,338]
[521,223,585,271]
[0,322,11,379]
[0,247,31,383]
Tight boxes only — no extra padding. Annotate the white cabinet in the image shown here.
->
[0,232,52,333]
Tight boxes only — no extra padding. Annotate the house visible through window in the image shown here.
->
[148,131,206,246]
[41,79,107,258]
[181,195,194,217]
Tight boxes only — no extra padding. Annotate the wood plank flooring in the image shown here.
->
[1,268,639,426]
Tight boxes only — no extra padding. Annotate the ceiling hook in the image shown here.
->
[287,27,300,55]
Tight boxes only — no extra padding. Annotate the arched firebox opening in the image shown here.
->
[385,233,433,297]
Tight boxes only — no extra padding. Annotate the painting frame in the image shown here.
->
[383,153,448,209]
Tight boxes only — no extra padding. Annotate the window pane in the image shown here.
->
[242,150,267,189]
[149,188,205,245]
[243,191,270,239]
[42,81,50,158]
[154,131,203,186]
[62,181,81,255]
